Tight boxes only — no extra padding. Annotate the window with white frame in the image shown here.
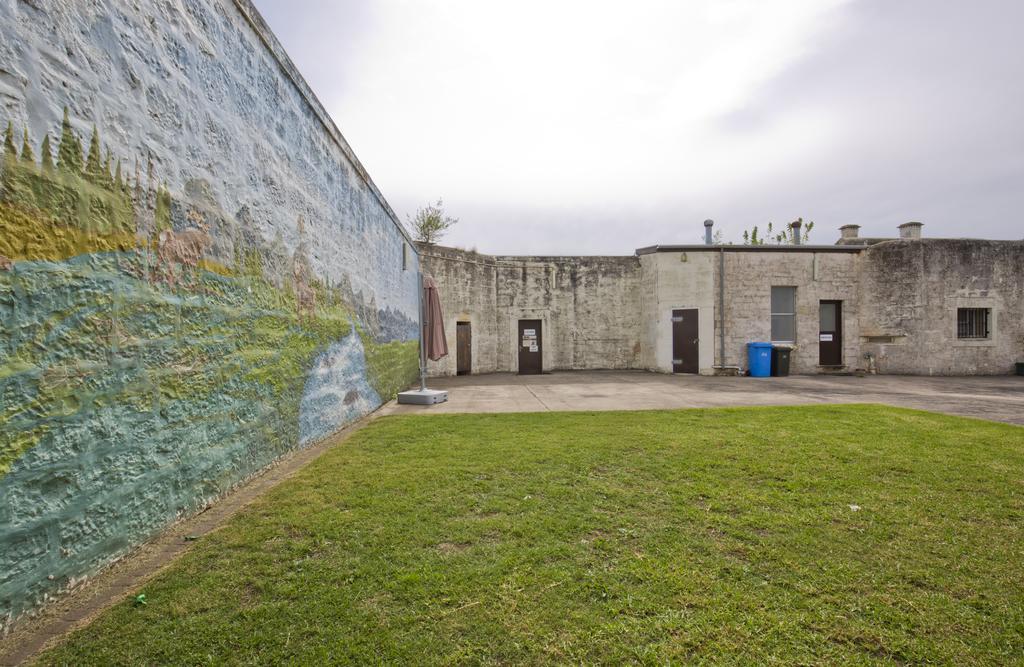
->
[771,286,796,343]
[957,308,991,339]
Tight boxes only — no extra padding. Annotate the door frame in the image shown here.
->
[671,308,700,374]
[818,300,843,366]
[507,310,549,373]
[517,319,543,375]
[456,321,472,375]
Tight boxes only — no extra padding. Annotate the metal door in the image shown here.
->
[819,301,842,366]
[456,322,471,375]
[671,309,699,374]
[518,320,542,375]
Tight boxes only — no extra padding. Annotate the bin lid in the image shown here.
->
[748,341,773,348]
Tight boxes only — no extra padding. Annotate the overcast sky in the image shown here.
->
[253,0,1023,254]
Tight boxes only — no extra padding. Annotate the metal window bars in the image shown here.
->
[957,308,990,339]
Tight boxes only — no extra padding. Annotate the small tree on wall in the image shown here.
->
[408,199,457,245]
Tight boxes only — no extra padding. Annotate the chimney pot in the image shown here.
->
[790,219,802,245]
[898,221,923,239]
[703,219,714,245]
[839,224,860,240]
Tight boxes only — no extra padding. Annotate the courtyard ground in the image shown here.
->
[29,405,1024,665]
[383,370,1024,426]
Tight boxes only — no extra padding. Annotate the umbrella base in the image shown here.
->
[396,388,449,405]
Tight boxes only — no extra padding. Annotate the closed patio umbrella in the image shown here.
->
[423,275,448,361]
[397,273,450,405]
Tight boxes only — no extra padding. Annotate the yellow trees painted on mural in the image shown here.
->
[0,109,148,262]
[0,109,229,295]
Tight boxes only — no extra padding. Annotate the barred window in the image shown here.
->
[771,286,796,343]
[957,308,991,339]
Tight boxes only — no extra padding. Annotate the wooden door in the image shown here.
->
[819,301,842,366]
[456,322,471,375]
[518,320,542,375]
[671,308,699,374]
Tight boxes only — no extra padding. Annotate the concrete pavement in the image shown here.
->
[382,371,1024,426]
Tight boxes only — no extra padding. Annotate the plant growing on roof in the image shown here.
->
[742,222,771,245]
[408,198,457,245]
[741,219,816,245]
[772,218,815,244]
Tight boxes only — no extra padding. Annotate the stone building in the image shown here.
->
[422,223,1024,376]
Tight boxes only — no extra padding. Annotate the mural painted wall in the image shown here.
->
[0,0,420,632]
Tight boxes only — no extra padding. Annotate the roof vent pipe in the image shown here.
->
[704,219,714,245]
[790,219,802,245]
[898,221,923,239]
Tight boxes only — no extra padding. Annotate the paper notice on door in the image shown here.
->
[523,329,536,336]
[819,334,833,342]
[529,345,538,352]
[523,338,532,347]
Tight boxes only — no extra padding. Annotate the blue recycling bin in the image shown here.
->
[747,342,773,377]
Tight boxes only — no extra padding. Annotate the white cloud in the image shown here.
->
[328,0,850,207]
[257,0,1024,253]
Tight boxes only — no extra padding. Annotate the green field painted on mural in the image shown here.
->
[364,337,421,401]
[0,231,422,630]
[0,252,416,476]
[0,111,418,477]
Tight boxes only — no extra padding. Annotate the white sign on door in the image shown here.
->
[523,329,536,336]
[819,334,833,342]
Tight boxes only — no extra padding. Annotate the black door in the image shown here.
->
[671,308,699,374]
[819,301,842,366]
[518,320,542,375]
[456,322,471,375]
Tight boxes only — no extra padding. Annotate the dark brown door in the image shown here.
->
[819,301,842,366]
[518,320,542,375]
[456,322,471,375]
[671,309,699,374]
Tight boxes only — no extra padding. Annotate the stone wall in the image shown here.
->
[419,245,502,375]
[858,240,1024,374]
[638,251,716,373]
[427,240,1023,379]
[420,245,643,375]
[635,247,862,374]
[718,250,862,373]
[0,0,419,632]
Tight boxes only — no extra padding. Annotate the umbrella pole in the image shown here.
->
[419,270,428,391]
[397,270,448,405]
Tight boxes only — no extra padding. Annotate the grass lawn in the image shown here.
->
[36,405,1024,665]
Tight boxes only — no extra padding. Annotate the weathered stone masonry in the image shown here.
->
[692,247,861,374]
[1,0,419,632]
[422,245,644,376]
[858,240,1024,375]
[424,229,1024,377]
